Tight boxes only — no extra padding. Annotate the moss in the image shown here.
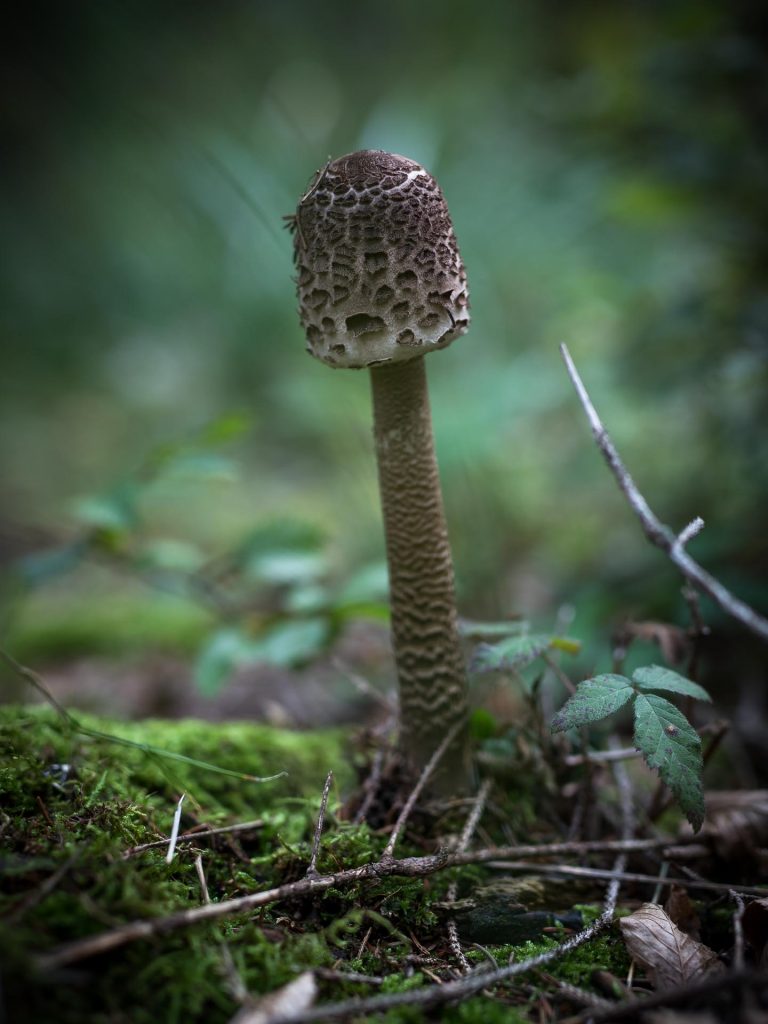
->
[0,705,629,1023]
[0,704,357,1022]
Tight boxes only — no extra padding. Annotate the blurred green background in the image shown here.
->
[1,0,766,704]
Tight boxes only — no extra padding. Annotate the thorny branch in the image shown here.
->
[560,343,768,642]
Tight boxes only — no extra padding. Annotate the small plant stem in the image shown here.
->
[445,778,493,973]
[381,719,463,860]
[306,771,333,878]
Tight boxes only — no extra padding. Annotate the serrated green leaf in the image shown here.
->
[551,675,634,732]
[632,665,712,703]
[471,633,581,675]
[634,693,705,831]
[458,619,528,639]
[470,633,553,674]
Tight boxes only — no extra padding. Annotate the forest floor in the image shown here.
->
[2,647,767,1024]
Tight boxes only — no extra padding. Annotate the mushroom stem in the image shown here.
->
[370,356,470,791]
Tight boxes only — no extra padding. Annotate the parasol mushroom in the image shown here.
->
[291,149,471,790]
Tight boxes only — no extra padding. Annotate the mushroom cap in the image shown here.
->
[292,150,470,369]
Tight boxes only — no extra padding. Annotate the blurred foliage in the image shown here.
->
[1,0,766,687]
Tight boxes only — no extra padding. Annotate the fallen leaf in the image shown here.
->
[615,620,691,666]
[743,897,768,968]
[701,790,768,861]
[664,885,701,941]
[620,903,724,989]
[229,971,317,1024]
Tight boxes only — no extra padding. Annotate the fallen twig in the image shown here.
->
[123,819,265,858]
[560,343,768,642]
[246,758,634,1023]
[485,861,766,897]
[37,835,682,972]
[568,968,764,1023]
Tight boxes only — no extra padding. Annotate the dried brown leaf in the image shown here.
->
[702,790,768,860]
[743,897,768,967]
[620,903,724,989]
[616,620,690,665]
[664,884,701,941]
[229,971,317,1024]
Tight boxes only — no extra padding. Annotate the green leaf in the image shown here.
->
[157,452,239,482]
[235,521,327,584]
[471,633,552,674]
[195,411,251,445]
[632,665,712,703]
[335,562,389,605]
[459,619,528,639]
[550,636,582,656]
[18,543,86,586]
[73,489,138,533]
[194,628,253,696]
[248,618,329,667]
[140,539,205,572]
[551,675,634,732]
[634,693,705,831]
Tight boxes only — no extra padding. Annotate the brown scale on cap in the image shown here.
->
[292,150,469,369]
[291,151,471,792]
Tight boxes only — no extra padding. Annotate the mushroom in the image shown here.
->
[291,150,471,790]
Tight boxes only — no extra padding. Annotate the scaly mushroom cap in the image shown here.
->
[293,150,470,369]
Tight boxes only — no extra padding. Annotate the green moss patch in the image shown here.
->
[0,706,629,1023]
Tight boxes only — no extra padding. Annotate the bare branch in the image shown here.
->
[560,344,768,642]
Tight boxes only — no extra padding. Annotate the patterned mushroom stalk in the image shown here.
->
[292,150,471,789]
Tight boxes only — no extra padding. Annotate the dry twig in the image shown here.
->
[123,819,265,858]
[484,862,765,897]
[560,343,768,642]
[38,834,681,972]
